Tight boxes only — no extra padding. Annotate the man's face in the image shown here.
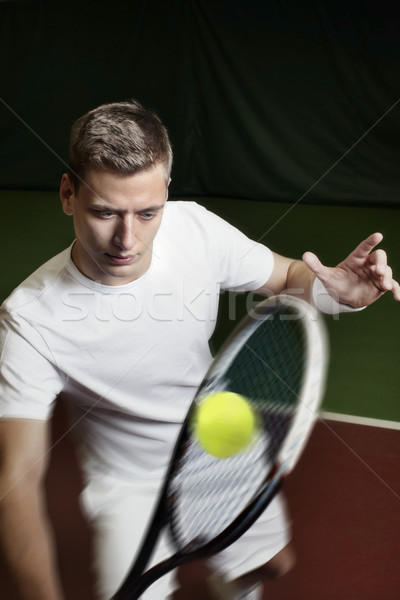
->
[60,164,169,285]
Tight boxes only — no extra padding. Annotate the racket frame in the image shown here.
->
[113,295,327,599]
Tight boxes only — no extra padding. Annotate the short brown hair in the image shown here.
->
[68,100,173,189]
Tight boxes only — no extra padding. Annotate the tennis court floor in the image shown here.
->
[13,406,400,599]
[1,404,399,599]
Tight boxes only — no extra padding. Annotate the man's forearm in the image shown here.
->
[255,254,316,301]
[0,483,64,600]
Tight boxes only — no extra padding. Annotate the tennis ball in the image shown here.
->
[194,391,256,458]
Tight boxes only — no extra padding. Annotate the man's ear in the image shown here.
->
[60,173,75,216]
[165,177,171,201]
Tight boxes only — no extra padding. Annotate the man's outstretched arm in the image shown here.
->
[0,418,64,600]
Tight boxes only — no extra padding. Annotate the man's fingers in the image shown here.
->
[392,279,400,301]
[350,232,383,261]
[366,248,388,275]
[365,254,400,299]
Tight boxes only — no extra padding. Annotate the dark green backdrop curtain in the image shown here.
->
[1,0,399,205]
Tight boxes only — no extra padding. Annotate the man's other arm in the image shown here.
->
[0,418,64,600]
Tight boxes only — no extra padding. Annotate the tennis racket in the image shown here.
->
[112,294,328,599]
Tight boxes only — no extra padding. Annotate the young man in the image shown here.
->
[0,101,398,600]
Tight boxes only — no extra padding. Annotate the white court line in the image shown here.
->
[321,411,400,431]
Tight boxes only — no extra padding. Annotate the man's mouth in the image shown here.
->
[106,253,137,265]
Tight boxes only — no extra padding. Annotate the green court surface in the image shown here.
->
[1,190,399,423]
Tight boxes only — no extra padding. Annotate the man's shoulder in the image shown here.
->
[163,200,224,231]
[164,200,207,217]
[1,247,72,313]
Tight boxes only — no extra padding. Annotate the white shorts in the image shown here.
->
[81,475,291,600]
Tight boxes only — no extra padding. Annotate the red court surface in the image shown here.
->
[268,417,400,600]
[1,404,399,599]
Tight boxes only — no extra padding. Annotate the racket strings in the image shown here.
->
[168,432,270,551]
[168,313,307,553]
[227,318,305,460]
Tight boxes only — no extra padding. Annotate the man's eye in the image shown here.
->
[96,210,114,219]
[140,213,155,220]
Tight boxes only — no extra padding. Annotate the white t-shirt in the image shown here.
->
[0,201,273,483]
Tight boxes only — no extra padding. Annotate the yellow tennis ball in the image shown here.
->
[194,391,256,458]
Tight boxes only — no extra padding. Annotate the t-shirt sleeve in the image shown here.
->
[194,203,274,292]
[0,318,65,420]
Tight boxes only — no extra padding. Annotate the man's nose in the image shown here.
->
[114,215,135,250]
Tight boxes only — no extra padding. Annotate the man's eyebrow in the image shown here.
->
[136,204,165,213]
[90,202,114,210]
[90,202,165,213]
